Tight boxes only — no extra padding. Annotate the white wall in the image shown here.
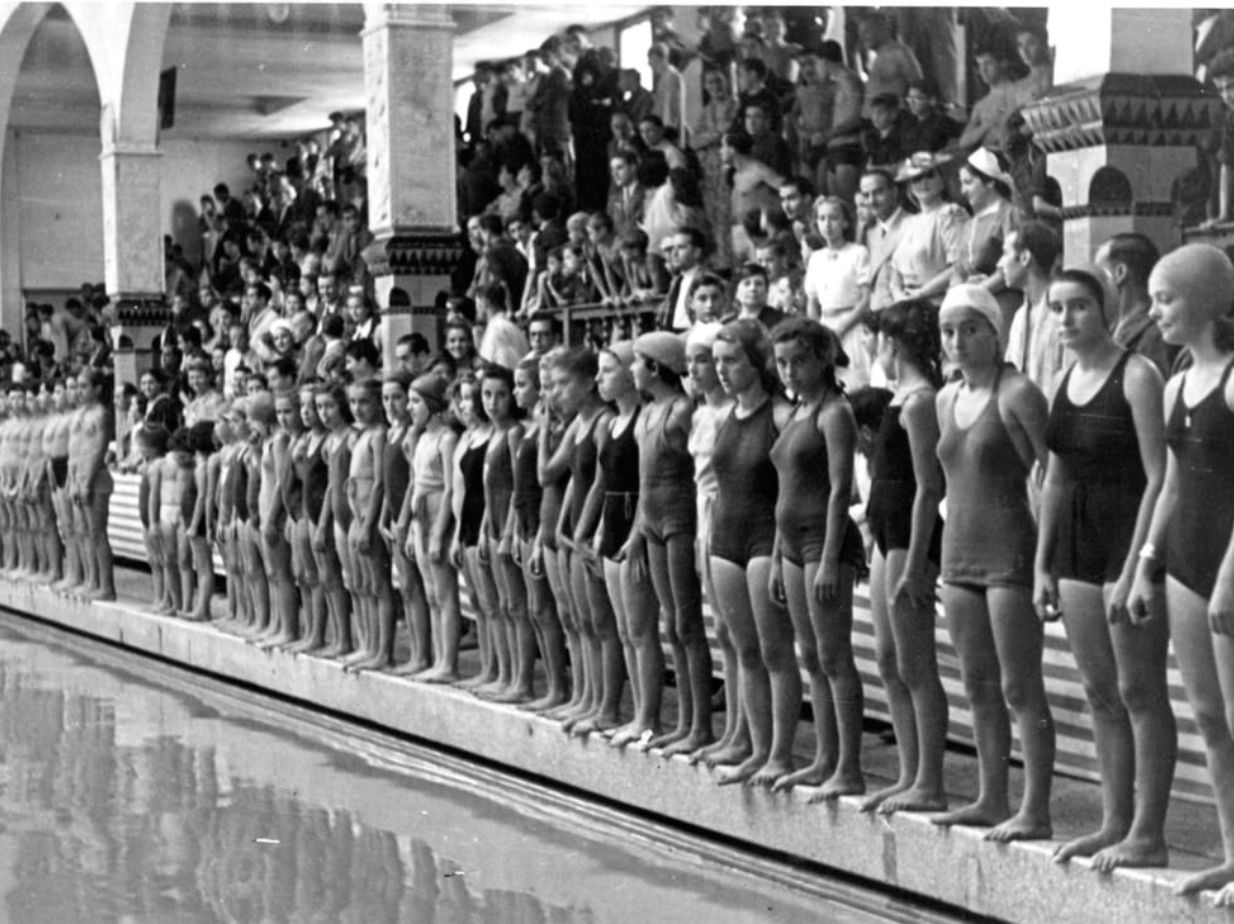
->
[6,130,269,300]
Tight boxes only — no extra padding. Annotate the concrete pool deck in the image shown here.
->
[1,570,1228,924]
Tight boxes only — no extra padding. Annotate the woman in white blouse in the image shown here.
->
[805,196,871,390]
[887,153,967,306]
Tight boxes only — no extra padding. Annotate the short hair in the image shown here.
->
[870,93,901,111]
[671,226,707,251]
[265,356,298,381]
[818,40,844,65]
[478,213,504,237]
[250,283,272,303]
[397,332,431,355]
[345,339,380,367]
[611,147,639,167]
[1013,220,1062,274]
[476,282,508,312]
[781,176,816,199]
[733,261,769,285]
[739,57,768,80]
[527,314,560,336]
[688,271,727,298]
[638,113,665,130]
[321,313,346,338]
[213,183,230,198]
[860,167,897,189]
[548,345,599,381]
[1101,232,1160,289]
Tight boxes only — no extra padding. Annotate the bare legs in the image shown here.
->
[1052,579,1175,869]
[607,551,664,747]
[933,584,1054,842]
[863,549,948,814]
[1165,578,1234,901]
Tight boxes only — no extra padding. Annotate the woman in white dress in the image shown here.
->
[804,196,871,390]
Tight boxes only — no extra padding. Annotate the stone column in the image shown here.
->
[361,3,464,367]
[1022,8,1215,263]
[100,141,167,384]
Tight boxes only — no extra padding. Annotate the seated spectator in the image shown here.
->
[617,229,669,302]
[901,78,962,154]
[485,159,532,225]
[476,283,530,369]
[140,368,181,433]
[470,213,529,310]
[443,318,481,373]
[637,114,687,171]
[546,244,598,307]
[857,10,924,115]
[182,357,227,427]
[538,149,575,218]
[862,93,910,169]
[955,43,1032,153]
[529,193,568,281]
[585,211,626,301]
[721,261,786,330]
[658,226,709,331]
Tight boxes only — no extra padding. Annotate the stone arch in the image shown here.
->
[1089,165,1133,208]
[109,2,173,148]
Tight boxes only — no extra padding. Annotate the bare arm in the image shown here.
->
[573,414,613,545]
[898,392,943,583]
[819,399,857,572]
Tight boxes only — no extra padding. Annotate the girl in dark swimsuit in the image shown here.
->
[314,384,355,659]
[381,372,432,677]
[864,300,948,815]
[1129,245,1234,900]
[542,347,610,729]
[517,354,569,713]
[1036,268,1173,871]
[185,421,218,623]
[451,374,498,690]
[572,343,639,737]
[478,365,534,704]
[288,383,330,655]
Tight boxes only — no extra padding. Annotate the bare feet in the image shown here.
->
[1052,827,1126,865]
[715,753,768,786]
[810,769,865,803]
[931,800,1011,830]
[878,786,948,816]
[416,666,461,684]
[750,758,795,790]
[571,715,621,738]
[646,726,689,751]
[349,654,393,672]
[780,763,834,796]
[860,782,912,814]
[490,687,534,705]
[661,729,713,758]
[1090,835,1167,874]
[389,659,431,677]
[703,741,753,769]
[609,724,656,749]
[984,810,1052,843]
[1175,861,1234,896]
[520,692,569,713]
[1213,883,1234,907]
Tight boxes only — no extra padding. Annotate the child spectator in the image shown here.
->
[546,244,598,307]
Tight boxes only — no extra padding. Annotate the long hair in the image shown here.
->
[879,299,944,387]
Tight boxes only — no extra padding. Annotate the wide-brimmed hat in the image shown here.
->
[895,151,950,183]
[965,147,1014,190]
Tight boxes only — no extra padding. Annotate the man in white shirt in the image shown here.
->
[997,221,1065,392]
[476,283,529,370]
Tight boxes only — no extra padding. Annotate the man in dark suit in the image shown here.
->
[657,226,706,332]
[606,148,645,239]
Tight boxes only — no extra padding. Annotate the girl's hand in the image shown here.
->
[1211,575,1234,636]
[1033,568,1060,622]
[812,556,842,606]
[768,555,785,606]
[891,569,934,611]
[1106,571,1134,626]
[450,538,463,570]
[529,541,545,578]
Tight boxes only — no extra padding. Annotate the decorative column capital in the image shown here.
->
[362,231,466,277]
[1022,73,1218,155]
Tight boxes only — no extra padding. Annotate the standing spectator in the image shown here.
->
[789,52,834,193]
[734,58,783,134]
[520,49,544,146]
[607,109,644,162]
[570,52,616,213]
[759,12,802,87]
[901,79,962,154]
[475,283,530,369]
[529,36,572,159]
[804,196,872,389]
[657,227,708,332]
[607,149,646,239]
[956,44,1031,153]
[778,176,816,256]
[818,41,864,203]
[887,154,966,304]
[693,69,739,268]
[500,59,529,130]
[648,43,685,137]
[1015,24,1053,101]
[859,168,908,313]
[213,183,247,228]
[862,94,910,169]
[724,130,787,265]
[470,213,529,311]
[952,148,1022,316]
[617,69,655,127]
[1001,112,1063,229]
[744,101,793,178]
[697,6,740,75]
[637,115,688,171]
[1094,232,1175,376]
[857,11,923,117]
[998,222,1065,394]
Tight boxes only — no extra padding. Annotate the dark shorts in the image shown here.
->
[778,516,865,569]
[870,512,943,564]
[51,457,68,489]
[709,516,776,567]
[598,492,638,560]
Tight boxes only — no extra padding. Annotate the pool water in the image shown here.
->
[0,614,963,924]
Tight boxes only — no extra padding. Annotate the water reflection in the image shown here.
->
[0,624,871,924]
